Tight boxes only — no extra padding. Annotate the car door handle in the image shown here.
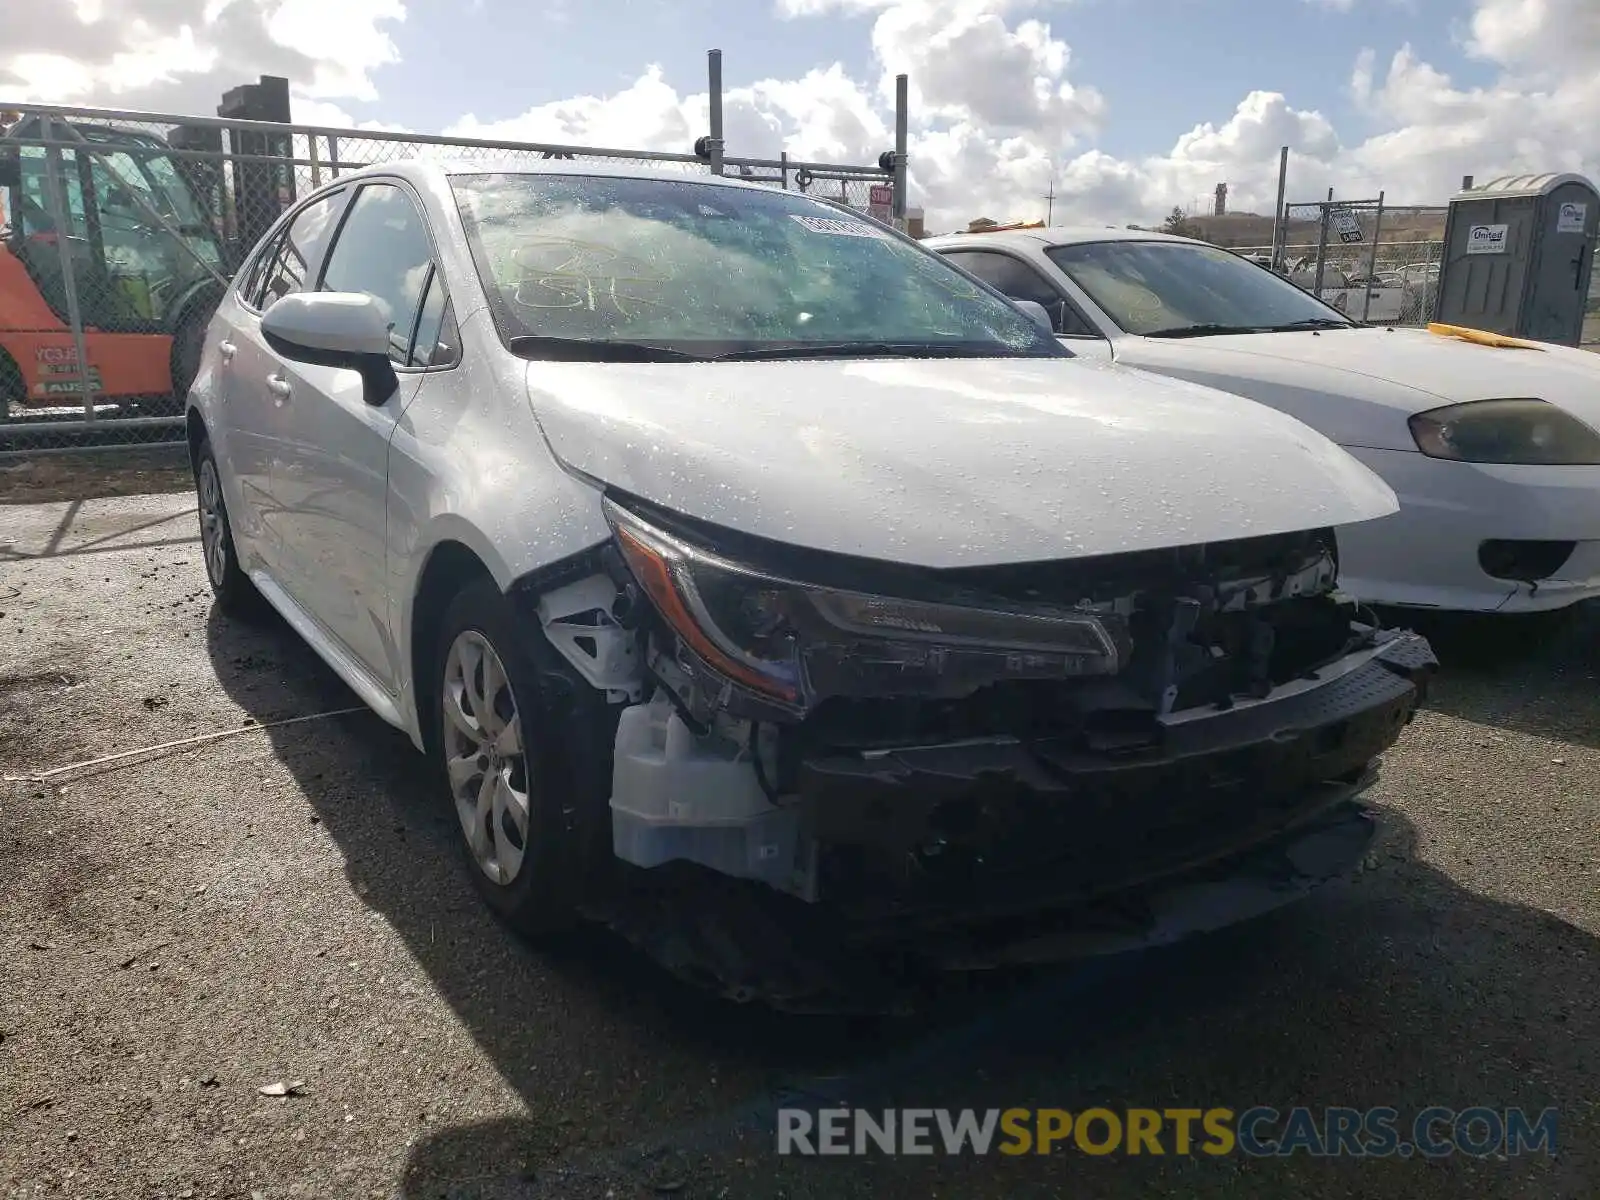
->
[266,375,292,401]
[218,340,236,361]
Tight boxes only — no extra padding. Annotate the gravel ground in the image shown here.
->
[1,494,1597,1200]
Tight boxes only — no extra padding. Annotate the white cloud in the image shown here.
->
[6,0,1600,235]
[268,0,404,103]
[775,0,899,13]
[865,0,1104,135]
[0,0,402,117]
[449,65,699,151]
[1468,0,1600,75]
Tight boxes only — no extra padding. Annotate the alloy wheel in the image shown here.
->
[441,630,532,886]
[197,458,228,587]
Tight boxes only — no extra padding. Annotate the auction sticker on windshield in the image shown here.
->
[1466,223,1508,254]
[790,214,884,238]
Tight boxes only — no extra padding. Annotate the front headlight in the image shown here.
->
[602,498,1123,710]
[1408,398,1600,465]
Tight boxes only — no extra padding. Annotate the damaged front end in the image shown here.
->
[532,494,1436,1008]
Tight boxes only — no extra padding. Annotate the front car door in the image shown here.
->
[222,187,349,576]
[939,247,1114,361]
[268,178,452,690]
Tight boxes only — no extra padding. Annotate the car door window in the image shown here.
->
[257,191,345,312]
[945,250,1097,337]
[318,182,437,365]
[237,233,280,308]
[405,267,459,368]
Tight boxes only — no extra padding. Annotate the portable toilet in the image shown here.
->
[1432,173,1599,346]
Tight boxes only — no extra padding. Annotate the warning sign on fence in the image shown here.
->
[1329,208,1364,244]
[868,184,893,222]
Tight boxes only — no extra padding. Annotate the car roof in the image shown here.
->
[326,156,787,194]
[925,226,1203,251]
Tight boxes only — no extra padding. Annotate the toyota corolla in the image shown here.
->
[186,162,1434,1008]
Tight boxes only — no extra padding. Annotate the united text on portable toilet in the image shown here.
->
[1432,173,1599,346]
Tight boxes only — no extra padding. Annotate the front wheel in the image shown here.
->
[433,578,607,939]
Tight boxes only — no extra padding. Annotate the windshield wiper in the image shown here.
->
[1141,323,1270,339]
[1258,317,1357,332]
[508,336,1048,363]
[1142,317,1356,338]
[507,335,703,363]
[710,342,1023,362]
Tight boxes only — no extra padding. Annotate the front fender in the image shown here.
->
[384,312,613,745]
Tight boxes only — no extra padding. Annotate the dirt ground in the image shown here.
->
[0,447,192,505]
[1,494,1598,1199]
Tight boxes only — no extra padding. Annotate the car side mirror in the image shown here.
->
[1012,299,1056,335]
[260,291,398,406]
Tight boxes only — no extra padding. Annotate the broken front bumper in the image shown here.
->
[599,630,1435,1011]
[802,630,1434,931]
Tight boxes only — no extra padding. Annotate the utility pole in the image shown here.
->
[1042,172,1056,224]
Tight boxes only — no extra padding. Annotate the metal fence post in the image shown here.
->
[706,49,725,176]
[1312,192,1331,298]
[1270,146,1288,270]
[39,116,97,424]
[892,73,909,228]
[1360,191,1385,322]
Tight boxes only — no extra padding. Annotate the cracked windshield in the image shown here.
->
[451,172,1056,356]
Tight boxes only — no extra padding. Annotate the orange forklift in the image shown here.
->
[0,114,231,420]
[0,80,293,423]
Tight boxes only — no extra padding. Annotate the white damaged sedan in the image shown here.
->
[187,162,1435,1007]
[929,227,1600,615]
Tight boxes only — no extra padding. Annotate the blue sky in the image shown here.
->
[354,0,1492,159]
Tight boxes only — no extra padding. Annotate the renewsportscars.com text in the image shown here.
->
[776,1106,1558,1158]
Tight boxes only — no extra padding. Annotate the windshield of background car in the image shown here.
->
[1045,240,1353,335]
[449,172,1064,358]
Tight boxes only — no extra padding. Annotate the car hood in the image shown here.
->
[1116,327,1600,451]
[522,356,1397,569]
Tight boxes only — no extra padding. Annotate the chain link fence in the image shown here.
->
[1234,198,1443,326]
[1244,195,1598,347]
[0,66,906,459]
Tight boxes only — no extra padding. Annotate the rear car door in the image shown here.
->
[269,179,450,690]
[223,188,348,575]
[939,248,1113,361]
[197,235,274,560]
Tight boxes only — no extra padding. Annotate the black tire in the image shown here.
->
[432,577,613,939]
[157,307,212,418]
[192,435,260,615]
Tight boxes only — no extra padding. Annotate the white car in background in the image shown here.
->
[929,227,1600,616]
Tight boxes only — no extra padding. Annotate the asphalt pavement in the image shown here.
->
[1,493,1596,1199]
